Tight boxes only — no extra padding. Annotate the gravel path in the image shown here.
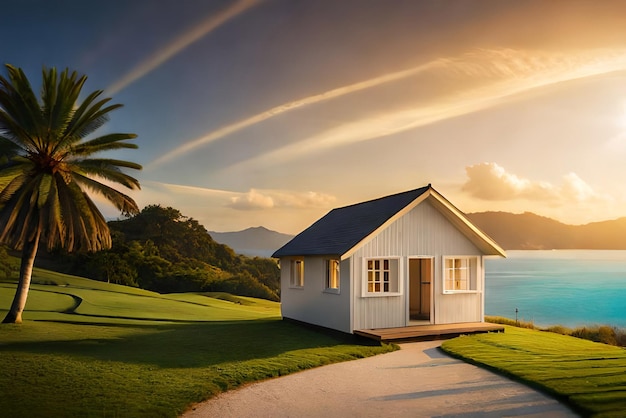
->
[182,340,579,418]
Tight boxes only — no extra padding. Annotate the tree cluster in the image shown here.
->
[47,205,280,301]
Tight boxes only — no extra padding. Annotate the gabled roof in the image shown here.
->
[272,185,506,259]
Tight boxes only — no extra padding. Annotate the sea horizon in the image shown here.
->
[485,250,626,329]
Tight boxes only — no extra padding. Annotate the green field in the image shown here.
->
[442,326,626,417]
[0,269,395,417]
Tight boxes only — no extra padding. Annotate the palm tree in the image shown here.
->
[0,64,141,323]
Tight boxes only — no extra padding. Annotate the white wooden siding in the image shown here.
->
[351,199,483,330]
[280,256,351,333]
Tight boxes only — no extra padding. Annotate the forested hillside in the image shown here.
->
[39,206,280,301]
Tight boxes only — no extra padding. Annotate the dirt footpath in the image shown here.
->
[182,340,579,418]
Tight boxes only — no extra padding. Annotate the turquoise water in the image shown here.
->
[485,250,626,328]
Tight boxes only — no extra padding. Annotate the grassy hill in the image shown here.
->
[442,326,626,417]
[0,270,394,417]
[0,267,279,324]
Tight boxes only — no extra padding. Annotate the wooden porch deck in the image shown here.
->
[354,322,504,343]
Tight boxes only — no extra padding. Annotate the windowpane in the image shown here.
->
[291,259,304,287]
[366,258,398,294]
[326,259,340,290]
[445,257,475,292]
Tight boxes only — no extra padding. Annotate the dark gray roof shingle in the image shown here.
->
[272,186,430,257]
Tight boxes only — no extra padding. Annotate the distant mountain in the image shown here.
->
[209,227,294,257]
[210,213,626,256]
[467,211,626,250]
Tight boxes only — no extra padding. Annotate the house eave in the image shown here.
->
[427,189,506,257]
[339,187,506,259]
[272,185,506,259]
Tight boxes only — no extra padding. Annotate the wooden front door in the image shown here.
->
[409,258,432,322]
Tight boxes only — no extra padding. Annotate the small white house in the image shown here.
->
[272,185,506,334]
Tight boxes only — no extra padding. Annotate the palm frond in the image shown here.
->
[0,136,25,161]
[69,133,138,156]
[0,111,36,151]
[65,96,115,140]
[37,173,52,208]
[58,180,111,251]
[1,65,45,147]
[0,64,140,253]
[0,170,27,203]
[72,172,139,215]
[0,177,39,249]
[74,157,143,172]
[42,175,65,250]
[0,92,38,150]
[41,67,83,148]
[72,159,142,189]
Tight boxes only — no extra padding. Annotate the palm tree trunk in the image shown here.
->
[2,232,40,324]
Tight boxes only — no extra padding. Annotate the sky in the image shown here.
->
[3,0,626,234]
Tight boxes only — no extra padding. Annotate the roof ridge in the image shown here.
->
[332,185,431,211]
[272,185,431,257]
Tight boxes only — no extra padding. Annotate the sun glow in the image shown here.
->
[223,48,626,171]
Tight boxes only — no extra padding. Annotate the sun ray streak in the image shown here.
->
[147,60,443,169]
[224,48,626,171]
[106,0,259,95]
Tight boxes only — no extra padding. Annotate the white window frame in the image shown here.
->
[362,257,402,297]
[290,258,304,288]
[324,259,340,294]
[442,256,478,294]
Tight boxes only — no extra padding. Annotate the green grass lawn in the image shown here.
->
[442,325,626,417]
[0,270,395,417]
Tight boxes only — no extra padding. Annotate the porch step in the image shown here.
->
[354,322,504,343]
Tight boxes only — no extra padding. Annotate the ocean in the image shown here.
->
[485,250,626,328]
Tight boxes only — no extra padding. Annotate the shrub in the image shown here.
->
[485,315,535,329]
[571,325,618,346]
[543,325,572,335]
[487,316,626,347]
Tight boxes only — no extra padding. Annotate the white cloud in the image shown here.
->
[228,189,275,210]
[92,180,337,233]
[228,188,336,211]
[462,162,555,201]
[561,172,597,201]
[462,162,608,204]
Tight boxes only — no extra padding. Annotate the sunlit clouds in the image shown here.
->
[462,162,605,203]
[228,189,336,211]
[136,181,334,209]
[106,181,336,232]
[460,162,620,224]
[106,0,259,95]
